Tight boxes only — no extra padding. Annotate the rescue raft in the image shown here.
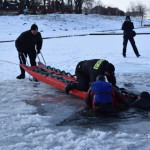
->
[20,62,87,99]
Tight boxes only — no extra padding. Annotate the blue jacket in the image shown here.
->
[92,81,112,104]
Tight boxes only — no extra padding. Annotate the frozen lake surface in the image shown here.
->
[0,14,150,150]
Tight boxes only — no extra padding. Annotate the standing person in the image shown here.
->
[65,59,117,94]
[122,16,140,58]
[15,24,43,79]
[24,6,29,15]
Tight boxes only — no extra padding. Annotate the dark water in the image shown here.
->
[25,72,150,142]
[1,77,149,149]
[26,91,150,132]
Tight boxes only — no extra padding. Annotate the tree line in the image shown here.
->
[126,1,148,26]
[0,0,149,21]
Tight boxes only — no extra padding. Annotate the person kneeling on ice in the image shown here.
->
[125,91,150,110]
[65,59,116,94]
[85,75,128,114]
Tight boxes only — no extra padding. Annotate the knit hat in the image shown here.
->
[126,16,131,20]
[96,75,106,81]
[105,63,115,75]
[140,91,150,99]
[31,24,38,31]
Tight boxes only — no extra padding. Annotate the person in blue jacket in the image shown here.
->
[122,16,140,57]
[85,75,118,114]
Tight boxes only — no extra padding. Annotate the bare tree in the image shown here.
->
[92,0,105,14]
[19,0,25,14]
[43,0,46,14]
[129,1,136,17]
[31,0,36,14]
[136,2,147,26]
[74,0,84,13]
[83,0,94,14]
[127,1,147,26]
[84,0,94,9]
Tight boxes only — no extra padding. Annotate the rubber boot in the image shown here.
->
[65,82,76,94]
[16,73,25,79]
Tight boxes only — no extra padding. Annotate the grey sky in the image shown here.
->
[100,0,150,12]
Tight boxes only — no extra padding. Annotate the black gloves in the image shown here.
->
[113,85,123,96]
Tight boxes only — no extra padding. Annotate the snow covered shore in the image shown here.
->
[0,14,150,150]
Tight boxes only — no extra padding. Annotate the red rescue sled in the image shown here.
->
[20,62,87,99]
[20,61,138,113]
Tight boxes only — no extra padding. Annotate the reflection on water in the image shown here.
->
[26,96,150,133]
[25,73,150,134]
[57,106,150,131]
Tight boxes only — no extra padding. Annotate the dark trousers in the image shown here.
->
[75,73,90,92]
[123,36,140,56]
[76,75,90,92]
[74,61,90,92]
[18,50,36,75]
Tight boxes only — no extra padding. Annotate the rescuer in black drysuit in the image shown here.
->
[65,59,117,94]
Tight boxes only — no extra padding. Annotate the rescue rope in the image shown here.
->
[0,59,18,65]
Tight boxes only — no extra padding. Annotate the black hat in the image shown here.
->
[126,16,131,20]
[140,91,150,99]
[96,75,106,81]
[31,24,38,31]
[105,63,115,75]
[138,91,150,104]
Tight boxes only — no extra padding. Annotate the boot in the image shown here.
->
[137,54,141,57]
[123,53,126,58]
[65,82,75,94]
[16,74,25,79]
[32,78,39,82]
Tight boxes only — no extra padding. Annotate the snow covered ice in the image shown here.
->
[0,14,150,150]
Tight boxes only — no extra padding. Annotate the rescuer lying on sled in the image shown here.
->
[65,59,116,94]
[85,75,128,114]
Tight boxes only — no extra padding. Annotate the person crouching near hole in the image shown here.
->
[85,75,118,115]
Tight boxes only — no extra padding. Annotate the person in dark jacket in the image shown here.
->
[122,16,140,58]
[132,92,150,110]
[65,59,116,94]
[15,24,43,79]
[125,91,150,110]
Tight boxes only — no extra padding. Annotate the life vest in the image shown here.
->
[91,81,112,104]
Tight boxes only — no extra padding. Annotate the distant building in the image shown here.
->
[2,0,18,10]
